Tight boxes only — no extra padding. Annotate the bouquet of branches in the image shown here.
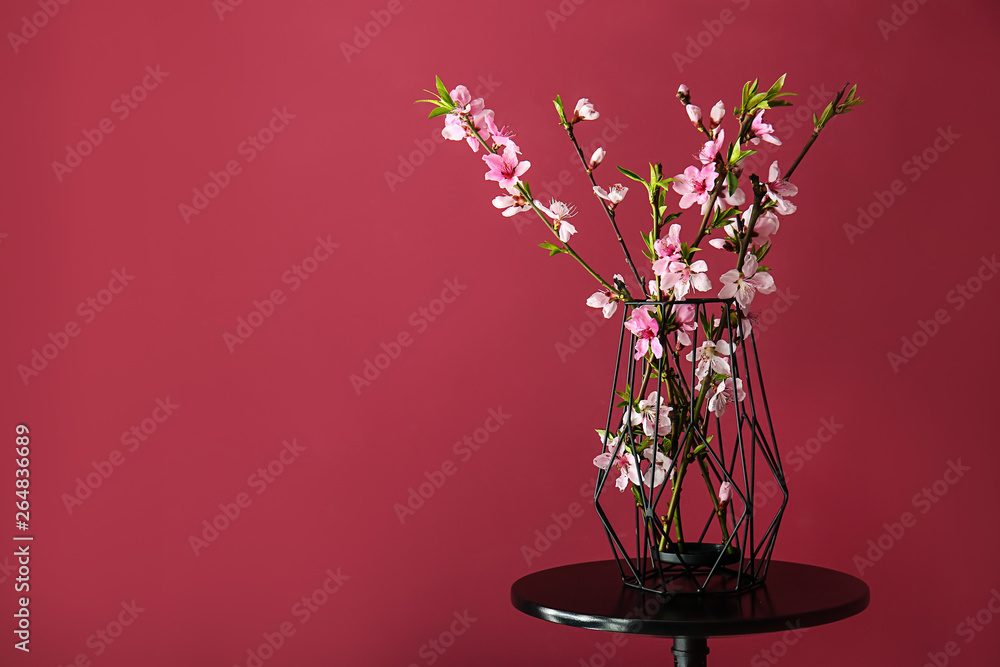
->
[419,74,862,561]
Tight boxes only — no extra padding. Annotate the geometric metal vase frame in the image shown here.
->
[595,297,788,596]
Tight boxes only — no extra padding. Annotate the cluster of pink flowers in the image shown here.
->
[441,86,493,151]
[441,87,598,245]
[594,388,675,491]
[582,83,802,378]
[593,426,675,492]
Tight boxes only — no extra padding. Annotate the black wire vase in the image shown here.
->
[594,298,788,595]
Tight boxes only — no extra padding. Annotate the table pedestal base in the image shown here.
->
[671,637,708,667]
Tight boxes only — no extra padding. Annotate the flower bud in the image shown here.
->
[676,84,691,105]
[719,481,732,502]
[709,101,725,129]
[686,104,703,129]
[718,481,733,512]
[589,146,606,169]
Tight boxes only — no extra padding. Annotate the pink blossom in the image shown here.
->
[709,209,780,251]
[672,304,698,347]
[718,254,776,311]
[633,448,675,488]
[540,199,575,221]
[492,190,534,217]
[624,306,663,360]
[659,259,712,300]
[708,377,745,418]
[698,129,725,165]
[483,146,530,190]
[630,391,673,437]
[752,210,780,243]
[594,183,629,208]
[750,109,781,146]
[557,220,577,242]
[573,98,599,122]
[672,164,718,212]
[441,114,467,143]
[484,115,520,153]
[686,340,733,380]
[708,209,775,249]
[449,86,473,113]
[718,183,745,209]
[677,84,690,101]
[651,223,683,276]
[539,199,577,242]
[765,161,798,215]
[587,289,619,319]
[593,431,636,492]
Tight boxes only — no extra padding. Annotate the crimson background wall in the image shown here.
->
[2,0,999,665]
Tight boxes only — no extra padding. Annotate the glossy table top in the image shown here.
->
[511,560,869,638]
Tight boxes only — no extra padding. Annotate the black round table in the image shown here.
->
[511,560,869,666]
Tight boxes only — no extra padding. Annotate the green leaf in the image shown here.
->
[641,230,656,258]
[711,206,740,229]
[740,80,754,113]
[766,73,787,96]
[617,166,646,184]
[553,94,568,125]
[699,310,712,335]
[817,104,833,127]
[427,106,450,119]
[435,76,449,101]
[414,98,441,106]
[538,242,566,256]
